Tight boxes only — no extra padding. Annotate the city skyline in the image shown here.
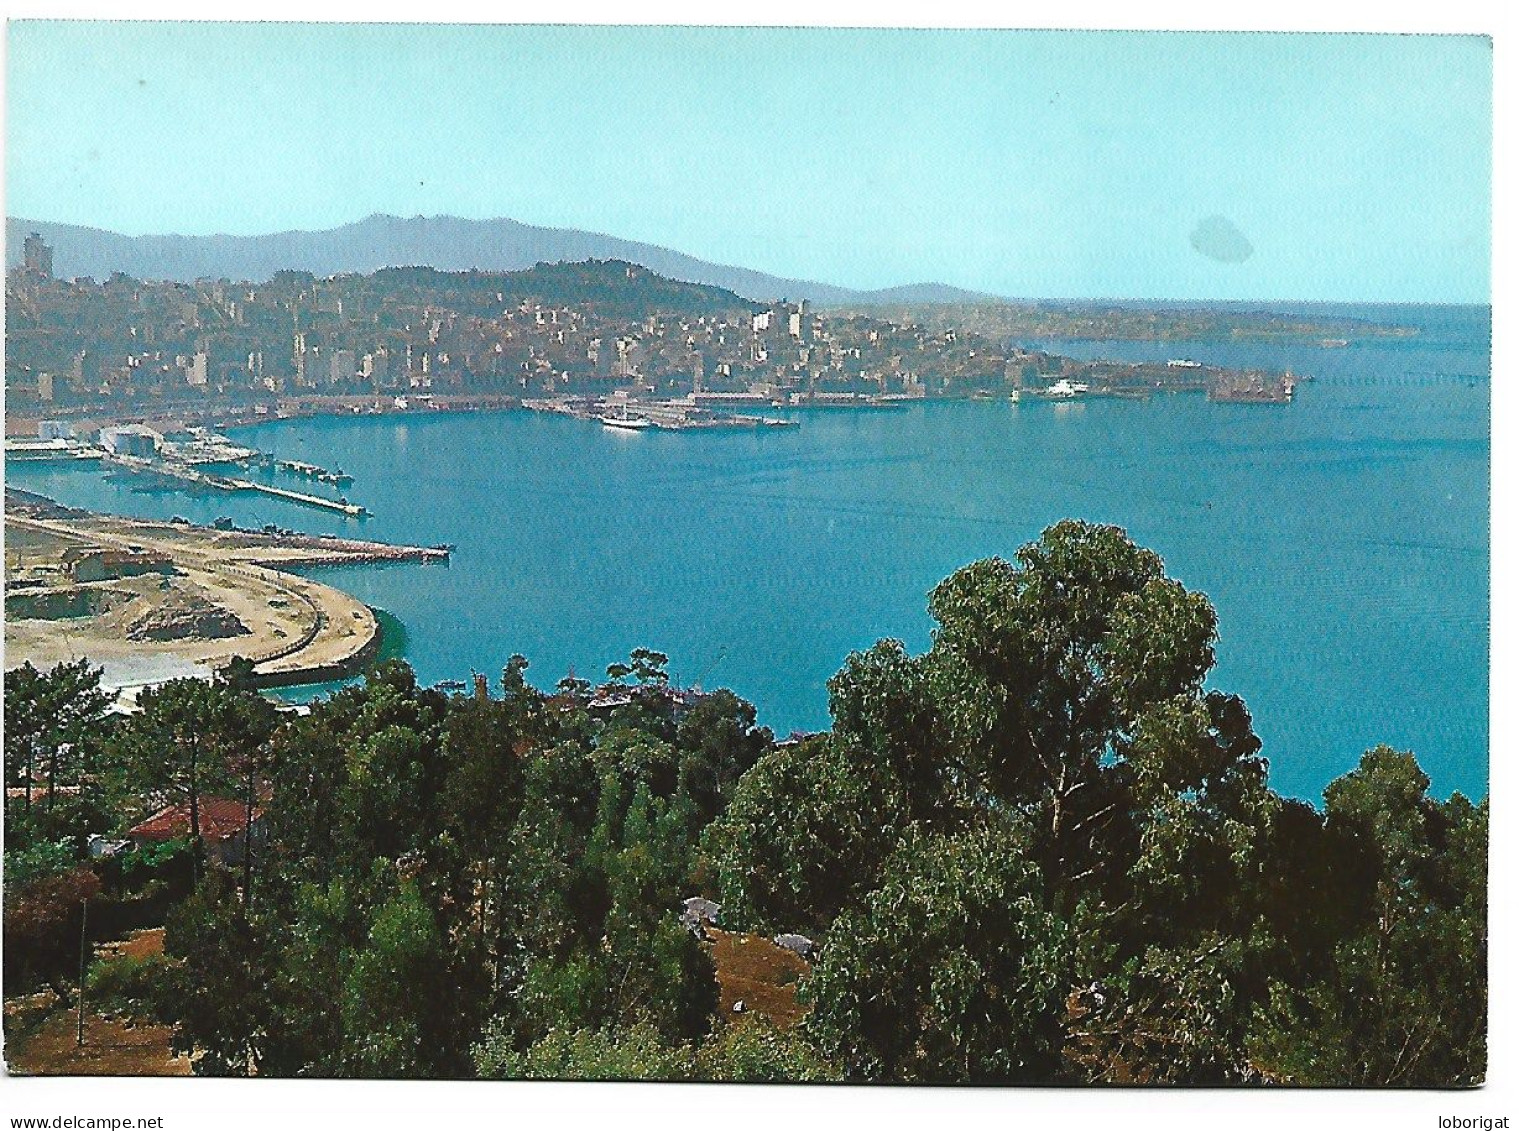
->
[6,23,1493,303]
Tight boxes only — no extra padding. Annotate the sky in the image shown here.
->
[3,22,1492,302]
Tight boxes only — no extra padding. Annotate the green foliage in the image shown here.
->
[803,819,1073,1082]
[85,952,177,1016]
[369,259,756,320]
[1249,749,1486,1086]
[159,871,272,1075]
[116,676,278,850]
[828,639,957,824]
[6,520,1480,1087]
[3,658,110,804]
[472,1017,835,1083]
[709,522,1485,1086]
[704,735,909,934]
[3,659,113,857]
[340,882,447,1077]
[515,774,718,1044]
[1064,937,1255,1084]
[696,1018,839,1082]
[922,522,1221,903]
[474,1021,694,1081]
[607,647,670,686]
[131,653,752,1077]
[117,837,194,887]
[2,839,76,895]
[673,688,772,829]
[1117,691,1279,949]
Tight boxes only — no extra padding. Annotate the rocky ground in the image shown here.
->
[125,585,251,642]
[4,506,380,686]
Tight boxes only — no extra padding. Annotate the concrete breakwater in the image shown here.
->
[100,452,371,516]
[3,502,433,695]
[243,623,384,689]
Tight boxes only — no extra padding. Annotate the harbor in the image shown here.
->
[2,492,453,692]
[100,453,371,517]
[524,394,799,431]
[6,423,372,517]
[262,456,355,488]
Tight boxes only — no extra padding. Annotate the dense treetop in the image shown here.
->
[2,521,1486,1086]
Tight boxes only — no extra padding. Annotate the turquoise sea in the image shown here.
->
[5,303,1489,802]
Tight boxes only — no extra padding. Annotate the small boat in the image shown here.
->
[600,415,654,431]
[435,679,467,692]
[1008,390,1022,403]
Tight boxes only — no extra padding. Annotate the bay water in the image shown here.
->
[6,303,1488,802]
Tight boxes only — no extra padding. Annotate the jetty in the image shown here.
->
[4,438,105,462]
[268,456,354,487]
[525,395,797,431]
[101,452,370,516]
[3,500,450,692]
[238,480,368,516]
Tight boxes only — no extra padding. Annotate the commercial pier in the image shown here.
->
[524,395,798,431]
[99,453,371,516]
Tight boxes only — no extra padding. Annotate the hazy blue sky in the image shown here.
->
[5,23,1491,301]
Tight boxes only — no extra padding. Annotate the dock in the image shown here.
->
[234,479,369,516]
[525,396,797,431]
[4,439,105,462]
[268,457,354,487]
[102,453,370,516]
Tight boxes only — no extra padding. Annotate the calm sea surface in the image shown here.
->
[6,303,1489,802]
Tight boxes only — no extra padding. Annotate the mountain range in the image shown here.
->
[4,213,994,306]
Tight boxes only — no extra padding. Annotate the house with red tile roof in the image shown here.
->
[127,795,264,868]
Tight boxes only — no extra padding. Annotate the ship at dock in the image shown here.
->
[527,395,797,432]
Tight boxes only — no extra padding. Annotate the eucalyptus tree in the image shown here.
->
[1250,748,1488,1086]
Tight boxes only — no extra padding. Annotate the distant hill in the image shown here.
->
[357,260,757,318]
[5,214,991,306]
[829,281,997,306]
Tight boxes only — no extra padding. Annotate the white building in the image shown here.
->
[100,424,162,458]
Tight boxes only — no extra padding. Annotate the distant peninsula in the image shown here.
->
[840,301,1421,345]
[4,251,1324,424]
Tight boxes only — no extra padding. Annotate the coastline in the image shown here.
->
[2,360,1300,444]
[2,495,439,693]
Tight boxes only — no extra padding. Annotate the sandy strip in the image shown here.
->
[4,512,384,685]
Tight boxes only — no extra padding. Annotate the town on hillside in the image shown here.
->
[5,233,1301,428]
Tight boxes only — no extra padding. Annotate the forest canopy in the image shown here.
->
[2,521,1486,1085]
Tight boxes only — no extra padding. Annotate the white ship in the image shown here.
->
[1044,379,1089,398]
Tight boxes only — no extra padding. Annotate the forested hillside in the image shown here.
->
[3,522,1486,1084]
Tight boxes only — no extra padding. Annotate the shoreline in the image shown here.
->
[5,368,1299,443]
[2,495,442,693]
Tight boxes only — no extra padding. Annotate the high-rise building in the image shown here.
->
[361,349,390,387]
[22,233,53,278]
[330,349,357,384]
[294,333,312,384]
